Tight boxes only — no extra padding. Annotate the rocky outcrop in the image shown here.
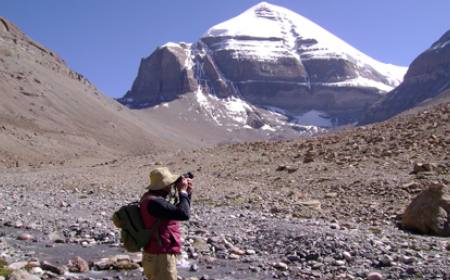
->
[118,43,197,108]
[401,183,450,236]
[362,29,450,124]
[120,2,406,125]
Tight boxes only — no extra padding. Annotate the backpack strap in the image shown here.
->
[141,193,163,247]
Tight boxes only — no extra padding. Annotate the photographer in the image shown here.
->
[139,167,193,280]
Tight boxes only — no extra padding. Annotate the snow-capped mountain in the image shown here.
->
[120,2,407,134]
[362,29,450,124]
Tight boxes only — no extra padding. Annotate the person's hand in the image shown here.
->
[177,177,192,194]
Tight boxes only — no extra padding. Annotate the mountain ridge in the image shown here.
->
[361,28,450,124]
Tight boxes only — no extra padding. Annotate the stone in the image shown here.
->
[298,200,321,210]
[399,255,414,265]
[273,262,288,271]
[245,249,256,255]
[8,270,40,280]
[93,258,113,270]
[40,260,66,275]
[17,233,33,241]
[378,255,393,267]
[367,272,383,280]
[401,183,450,236]
[228,246,245,255]
[192,238,210,253]
[343,251,352,262]
[47,231,65,243]
[29,267,43,275]
[189,264,199,272]
[325,192,338,198]
[68,256,90,273]
[8,261,28,270]
[413,163,435,174]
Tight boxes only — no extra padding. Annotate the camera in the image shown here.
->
[175,172,194,185]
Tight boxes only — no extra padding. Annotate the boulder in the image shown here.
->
[7,270,40,280]
[401,183,450,236]
[68,256,89,273]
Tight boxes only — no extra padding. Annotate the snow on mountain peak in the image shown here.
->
[203,1,406,89]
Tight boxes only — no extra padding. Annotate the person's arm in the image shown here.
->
[147,193,190,220]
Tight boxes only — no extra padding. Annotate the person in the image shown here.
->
[140,167,192,280]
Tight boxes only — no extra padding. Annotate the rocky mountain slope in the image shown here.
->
[119,2,406,133]
[0,17,191,168]
[362,29,450,124]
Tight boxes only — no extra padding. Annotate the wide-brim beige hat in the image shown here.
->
[147,167,179,190]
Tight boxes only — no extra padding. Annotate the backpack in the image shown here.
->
[112,201,161,252]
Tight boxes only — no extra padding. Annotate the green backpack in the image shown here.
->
[112,202,161,252]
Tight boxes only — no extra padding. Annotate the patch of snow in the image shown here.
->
[264,106,333,127]
[291,110,332,127]
[195,86,222,126]
[162,103,169,108]
[223,97,252,124]
[185,44,195,70]
[326,76,395,92]
[161,42,181,49]
[261,124,276,131]
[431,39,450,50]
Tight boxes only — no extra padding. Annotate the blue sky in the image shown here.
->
[2,1,449,98]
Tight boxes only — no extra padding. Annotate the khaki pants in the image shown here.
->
[142,253,177,280]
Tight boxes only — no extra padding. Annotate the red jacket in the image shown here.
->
[140,194,184,254]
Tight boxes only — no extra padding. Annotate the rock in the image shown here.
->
[192,238,210,253]
[14,221,24,228]
[401,183,450,236]
[287,255,300,262]
[325,192,338,198]
[40,260,66,275]
[29,267,43,275]
[189,264,199,272]
[399,255,414,265]
[93,258,113,270]
[68,256,90,273]
[273,262,288,271]
[17,233,33,241]
[303,152,314,163]
[298,200,321,210]
[8,261,28,270]
[118,43,197,108]
[245,249,256,255]
[413,163,435,174]
[343,251,352,262]
[114,255,140,270]
[47,231,65,243]
[330,223,340,230]
[367,272,383,280]
[378,255,393,267]
[228,246,245,255]
[7,270,40,280]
